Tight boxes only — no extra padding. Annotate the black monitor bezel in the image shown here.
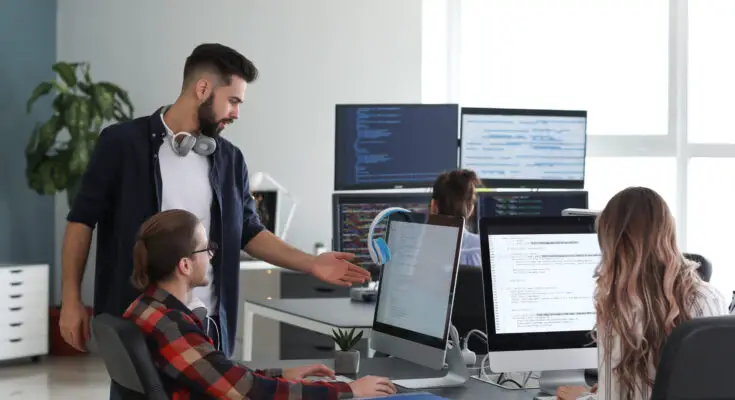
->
[459,107,588,189]
[331,192,433,252]
[479,215,598,352]
[372,212,465,351]
[477,190,589,219]
[334,103,461,191]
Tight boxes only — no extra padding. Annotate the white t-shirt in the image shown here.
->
[158,114,216,315]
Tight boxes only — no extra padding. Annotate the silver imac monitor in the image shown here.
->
[370,212,469,388]
[479,216,600,394]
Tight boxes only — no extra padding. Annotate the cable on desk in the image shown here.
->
[498,378,523,388]
[462,329,488,350]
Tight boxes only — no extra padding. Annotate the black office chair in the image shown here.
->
[452,264,487,354]
[651,315,735,400]
[683,253,712,282]
[91,313,169,400]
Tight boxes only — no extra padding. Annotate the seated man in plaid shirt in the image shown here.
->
[123,209,396,399]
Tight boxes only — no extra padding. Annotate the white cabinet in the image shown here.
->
[0,264,49,362]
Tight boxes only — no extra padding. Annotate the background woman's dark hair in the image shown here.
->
[131,209,201,290]
[432,169,482,218]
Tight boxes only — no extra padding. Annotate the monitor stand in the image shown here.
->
[538,370,587,394]
[391,342,470,389]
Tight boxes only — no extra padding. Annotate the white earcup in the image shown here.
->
[170,132,196,156]
[192,136,217,156]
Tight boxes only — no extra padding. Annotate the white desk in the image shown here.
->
[239,260,281,271]
[241,297,375,361]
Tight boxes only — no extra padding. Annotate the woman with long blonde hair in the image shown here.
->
[558,187,727,400]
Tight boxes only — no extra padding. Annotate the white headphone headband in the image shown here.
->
[367,207,412,266]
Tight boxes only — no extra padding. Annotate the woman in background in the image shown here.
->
[558,187,727,400]
[430,169,482,266]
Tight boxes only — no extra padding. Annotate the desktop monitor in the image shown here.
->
[478,191,589,219]
[460,108,587,189]
[371,212,469,388]
[334,104,460,191]
[479,216,600,393]
[332,193,432,275]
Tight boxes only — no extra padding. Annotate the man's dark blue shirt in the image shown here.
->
[68,107,265,356]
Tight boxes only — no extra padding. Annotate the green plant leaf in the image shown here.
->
[93,85,116,119]
[68,141,90,176]
[63,96,91,141]
[37,162,56,195]
[99,81,134,119]
[26,124,41,157]
[37,115,62,155]
[82,63,92,84]
[52,62,79,88]
[26,82,54,113]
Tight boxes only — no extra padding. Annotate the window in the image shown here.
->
[584,157,677,214]
[687,0,735,144]
[688,158,735,297]
[459,0,669,136]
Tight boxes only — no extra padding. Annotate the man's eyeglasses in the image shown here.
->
[192,241,218,258]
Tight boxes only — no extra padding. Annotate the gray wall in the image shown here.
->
[0,1,57,302]
[56,0,435,305]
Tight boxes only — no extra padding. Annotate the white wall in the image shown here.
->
[55,0,443,304]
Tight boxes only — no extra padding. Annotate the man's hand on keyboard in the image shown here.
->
[348,376,397,398]
[284,364,336,381]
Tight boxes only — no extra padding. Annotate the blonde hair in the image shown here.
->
[593,187,701,398]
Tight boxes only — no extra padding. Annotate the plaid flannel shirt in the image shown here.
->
[123,286,354,400]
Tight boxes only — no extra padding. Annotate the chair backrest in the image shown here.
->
[91,313,169,400]
[452,264,487,353]
[651,315,735,400]
[683,253,712,282]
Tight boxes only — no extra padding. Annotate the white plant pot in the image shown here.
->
[334,350,360,375]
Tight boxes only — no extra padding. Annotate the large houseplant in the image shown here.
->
[25,61,134,207]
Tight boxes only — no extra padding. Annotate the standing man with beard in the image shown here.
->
[59,44,369,376]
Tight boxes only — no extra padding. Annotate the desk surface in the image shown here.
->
[246,297,375,328]
[246,357,538,400]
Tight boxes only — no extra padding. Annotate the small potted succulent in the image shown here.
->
[331,327,363,375]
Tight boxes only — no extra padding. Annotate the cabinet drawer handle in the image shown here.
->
[10,282,22,286]
[9,322,22,327]
[9,307,22,312]
[9,269,23,274]
[9,338,22,343]
[314,345,333,352]
[9,294,22,299]
[314,287,335,293]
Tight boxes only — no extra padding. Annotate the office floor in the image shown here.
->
[0,356,110,399]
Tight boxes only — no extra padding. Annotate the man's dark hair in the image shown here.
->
[183,43,259,87]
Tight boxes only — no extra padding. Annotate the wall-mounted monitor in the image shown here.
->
[334,104,460,191]
[460,108,587,189]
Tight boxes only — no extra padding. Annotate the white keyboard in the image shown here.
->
[307,375,354,383]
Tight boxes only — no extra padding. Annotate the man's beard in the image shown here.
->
[197,95,232,138]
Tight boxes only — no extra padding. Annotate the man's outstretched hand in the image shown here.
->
[310,252,370,287]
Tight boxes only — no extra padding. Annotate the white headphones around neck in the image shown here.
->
[367,207,412,266]
[169,132,217,157]
[161,105,217,157]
